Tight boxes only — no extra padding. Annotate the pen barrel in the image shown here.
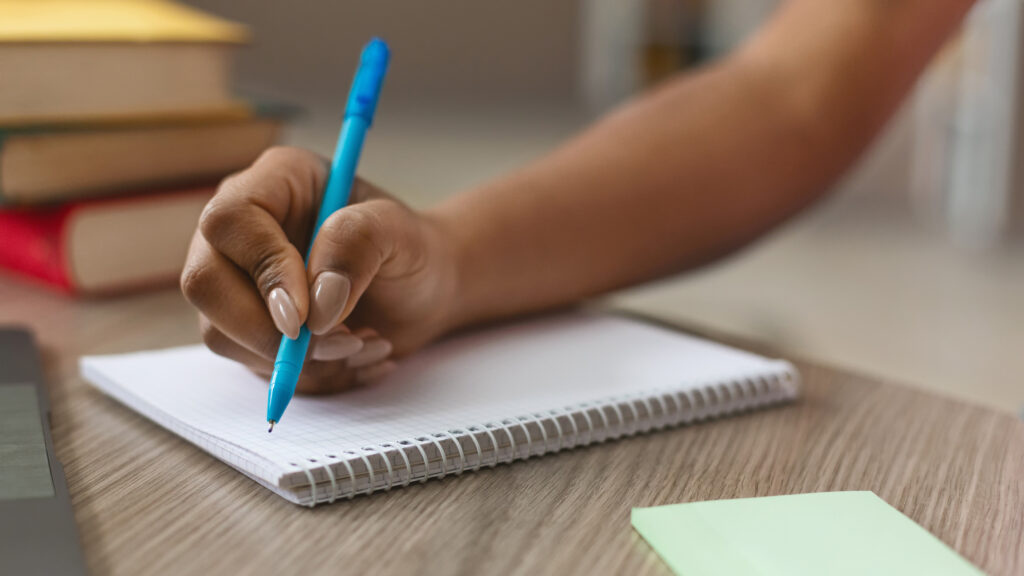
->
[266,38,389,428]
[267,327,310,423]
[306,117,369,258]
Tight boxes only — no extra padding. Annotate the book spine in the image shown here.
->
[0,205,73,290]
[0,132,9,204]
[293,366,800,506]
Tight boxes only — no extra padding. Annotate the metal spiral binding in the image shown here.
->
[578,403,596,445]
[402,440,430,484]
[605,402,623,437]
[497,419,518,460]
[515,417,533,459]
[480,424,502,468]
[692,387,709,420]
[301,367,798,504]
[351,449,375,496]
[660,392,679,428]
[548,410,564,451]
[297,462,318,508]
[382,442,413,488]
[618,397,634,432]
[559,407,579,450]
[322,462,338,504]
[421,435,448,479]
[532,414,549,453]
[367,446,395,491]
[460,428,484,470]
[442,431,467,475]
[636,395,656,432]
[338,456,357,500]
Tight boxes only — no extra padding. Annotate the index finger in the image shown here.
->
[198,147,329,332]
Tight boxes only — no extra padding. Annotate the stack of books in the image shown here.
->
[0,0,289,294]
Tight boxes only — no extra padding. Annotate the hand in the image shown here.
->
[181,147,459,393]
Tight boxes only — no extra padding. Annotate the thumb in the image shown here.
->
[305,182,408,335]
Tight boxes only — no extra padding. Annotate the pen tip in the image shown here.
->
[268,421,275,433]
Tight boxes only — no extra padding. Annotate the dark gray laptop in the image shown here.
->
[0,328,87,576]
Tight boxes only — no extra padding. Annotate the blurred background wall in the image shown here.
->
[185,0,581,109]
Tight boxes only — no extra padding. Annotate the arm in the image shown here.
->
[433,0,975,328]
[182,0,974,392]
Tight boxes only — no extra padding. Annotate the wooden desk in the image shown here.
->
[1,276,1021,576]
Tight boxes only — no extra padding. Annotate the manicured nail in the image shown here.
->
[346,338,393,368]
[308,272,351,335]
[355,360,397,384]
[267,287,300,339]
[311,332,364,361]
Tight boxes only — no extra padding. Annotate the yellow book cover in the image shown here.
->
[0,0,249,43]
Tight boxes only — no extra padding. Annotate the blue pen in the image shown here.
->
[267,38,390,432]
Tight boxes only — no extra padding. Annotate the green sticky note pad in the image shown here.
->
[631,492,983,576]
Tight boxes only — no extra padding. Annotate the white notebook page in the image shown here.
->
[82,314,797,499]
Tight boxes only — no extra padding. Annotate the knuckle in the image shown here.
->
[249,248,291,296]
[258,145,306,165]
[322,207,388,260]
[200,321,230,356]
[252,331,283,360]
[180,260,215,308]
[259,146,328,186]
[197,196,233,244]
[350,178,385,203]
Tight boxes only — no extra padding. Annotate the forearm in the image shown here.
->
[431,0,973,330]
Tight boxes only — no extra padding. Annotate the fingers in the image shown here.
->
[182,231,282,359]
[199,313,272,370]
[305,201,390,333]
[310,326,392,370]
[310,330,363,361]
[346,337,393,368]
[306,182,420,335]
[197,147,328,338]
[294,357,396,394]
[353,360,397,384]
[307,269,351,336]
[185,147,411,395]
[201,315,395,394]
[247,358,358,396]
[294,327,395,390]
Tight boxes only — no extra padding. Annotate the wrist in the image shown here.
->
[421,205,475,335]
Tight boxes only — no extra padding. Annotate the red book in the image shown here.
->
[0,187,213,295]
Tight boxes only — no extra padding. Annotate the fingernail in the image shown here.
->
[267,287,301,339]
[308,272,351,335]
[311,332,364,361]
[355,360,397,384]
[347,338,393,368]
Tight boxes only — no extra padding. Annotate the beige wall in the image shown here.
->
[185,0,581,109]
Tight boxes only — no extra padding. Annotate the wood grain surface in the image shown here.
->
[0,276,1021,576]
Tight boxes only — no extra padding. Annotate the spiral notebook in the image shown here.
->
[81,313,800,507]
